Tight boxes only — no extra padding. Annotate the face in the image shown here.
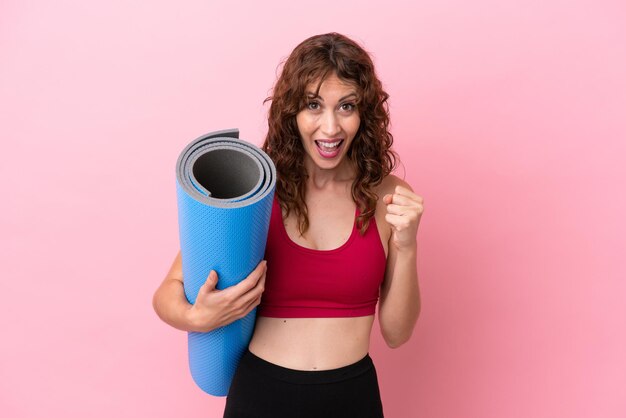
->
[296,72,361,173]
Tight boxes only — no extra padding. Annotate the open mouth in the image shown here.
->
[314,140,344,157]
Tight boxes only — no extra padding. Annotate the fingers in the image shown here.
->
[385,198,423,216]
[392,185,422,201]
[387,193,420,206]
[386,189,423,205]
[384,186,423,230]
[228,269,265,320]
[223,260,267,298]
[238,267,266,306]
[198,270,218,295]
[386,203,420,216]
[385,213,416,230]
[384,185,424,222]
[239,292,263,318]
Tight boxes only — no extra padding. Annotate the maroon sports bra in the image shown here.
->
[258,197,387,318]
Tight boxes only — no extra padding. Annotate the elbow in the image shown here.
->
[383,330,413,349]
[152,288,165,320]
[152,292,161,321]
[380,310,420,349]
[381,319,417,348]
[152,287,159,312]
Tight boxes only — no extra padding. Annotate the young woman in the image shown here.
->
[153,32,424,417]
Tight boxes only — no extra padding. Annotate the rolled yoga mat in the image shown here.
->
[175,128,276,396]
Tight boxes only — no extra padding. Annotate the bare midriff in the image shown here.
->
[248,315,375,371]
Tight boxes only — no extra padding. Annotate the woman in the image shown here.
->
[153,32,424,417]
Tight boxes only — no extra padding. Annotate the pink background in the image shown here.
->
[1,1,625,417]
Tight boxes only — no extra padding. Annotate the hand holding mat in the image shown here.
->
[187,261,267,332]
[175,129,276,396]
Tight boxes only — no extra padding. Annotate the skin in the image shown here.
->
[152,72,424,371]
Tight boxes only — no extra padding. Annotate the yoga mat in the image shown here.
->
[175,128,276,396]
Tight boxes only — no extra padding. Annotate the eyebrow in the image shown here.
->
[305,92,358,102]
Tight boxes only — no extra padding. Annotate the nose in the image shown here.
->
[321,109,341,137]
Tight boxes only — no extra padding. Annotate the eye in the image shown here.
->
[307,101,321,110]
[339,102,356,112]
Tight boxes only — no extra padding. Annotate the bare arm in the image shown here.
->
[152,250,267,333]
[378,181,424,348]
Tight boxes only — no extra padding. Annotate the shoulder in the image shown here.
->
[376,174,413,199]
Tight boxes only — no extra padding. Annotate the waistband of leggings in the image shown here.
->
[241,349,375,384]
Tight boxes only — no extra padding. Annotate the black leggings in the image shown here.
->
[223,349,384,418]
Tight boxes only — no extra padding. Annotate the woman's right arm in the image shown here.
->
[152,250,267,333]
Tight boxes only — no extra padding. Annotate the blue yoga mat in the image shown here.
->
[175,129,276,396]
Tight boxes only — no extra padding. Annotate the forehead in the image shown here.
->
[307,72,358,97]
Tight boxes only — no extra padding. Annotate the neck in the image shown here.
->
[303,157,356,191]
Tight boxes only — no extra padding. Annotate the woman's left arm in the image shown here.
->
[378,181,424,348]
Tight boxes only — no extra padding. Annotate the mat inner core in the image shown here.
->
[192,149,260,199]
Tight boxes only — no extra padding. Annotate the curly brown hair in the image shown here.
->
[262,32,397,235]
